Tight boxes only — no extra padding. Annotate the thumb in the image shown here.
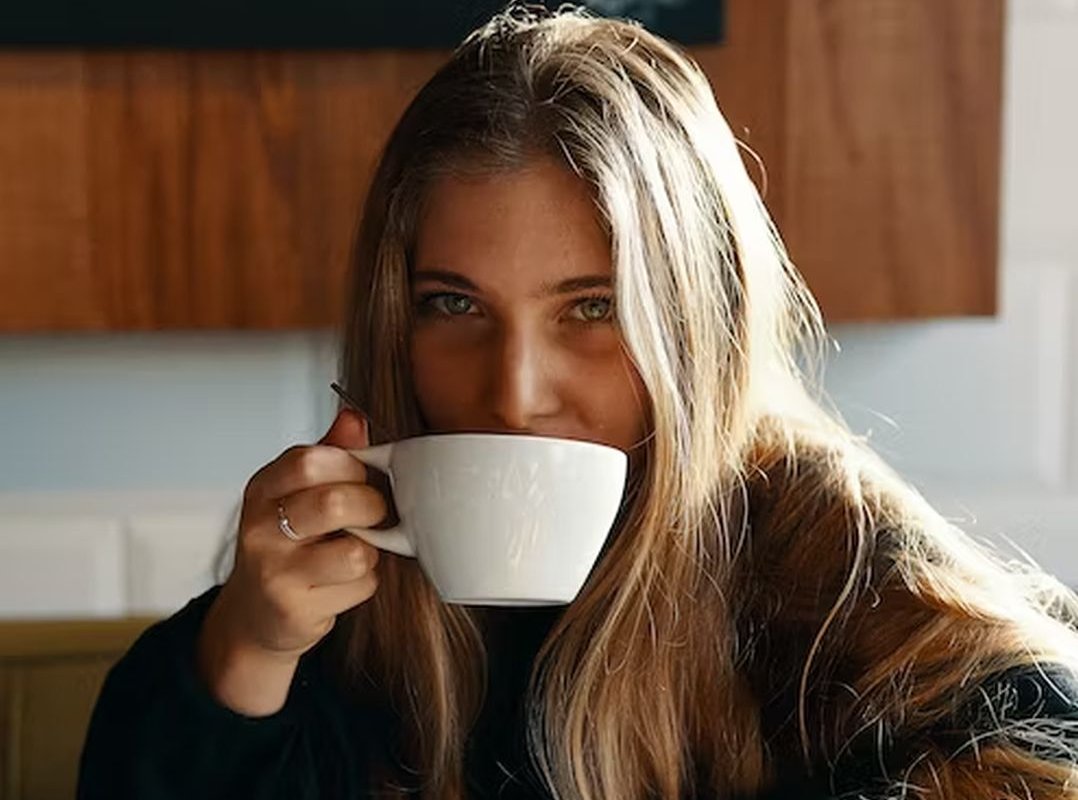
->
[318,408,370,450]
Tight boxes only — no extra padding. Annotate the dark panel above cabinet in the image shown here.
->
[0,1,725,48]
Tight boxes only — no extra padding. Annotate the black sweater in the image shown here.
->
[77,586,1078,799]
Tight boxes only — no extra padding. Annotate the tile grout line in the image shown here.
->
[1033,264,1072,489]
[1064,266,1078,491]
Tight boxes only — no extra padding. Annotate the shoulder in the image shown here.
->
[967,662,1078,721]
[816,662,1078,798]
[942,661,1078,761]
[107,585,223,678]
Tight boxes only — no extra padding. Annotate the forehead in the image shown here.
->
[412,159,613,288]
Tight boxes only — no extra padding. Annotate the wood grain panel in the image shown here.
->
[782,0,1003,320]
[0,54,98,329]
[0,1,1002,329]
[0,49,446,331]
[694,1,789,218]
[85,52,193,329]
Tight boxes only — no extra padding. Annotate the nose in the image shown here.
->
[489,325,561,431]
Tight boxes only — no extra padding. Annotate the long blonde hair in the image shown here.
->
[334,6,1078,798]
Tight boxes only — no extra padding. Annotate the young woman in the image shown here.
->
[79,6,1078,799]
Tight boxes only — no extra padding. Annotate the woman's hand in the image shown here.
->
[197,408,386,716]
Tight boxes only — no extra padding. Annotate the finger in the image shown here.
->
[319,407,370,450]
[310,572,380,615]
[247,445,369,502]
[291,534,380,587]
[266,482,388,543]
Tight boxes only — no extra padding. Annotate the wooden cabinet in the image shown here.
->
[0,50,447,330]
[0,1,1002,330]
[0,617,157,800]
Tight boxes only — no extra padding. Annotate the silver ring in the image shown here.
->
[276,501,302,542]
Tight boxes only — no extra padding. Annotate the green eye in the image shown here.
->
[572,297,614,322]
[422,293,476,316]
[442,294,474,314]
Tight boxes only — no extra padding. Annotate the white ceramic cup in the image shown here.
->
[345,433,628,606]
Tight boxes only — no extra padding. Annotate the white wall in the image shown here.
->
[826,0,1078,580]
[0,333,333,492]
[1,0,1076,616]
[0,333,340,616]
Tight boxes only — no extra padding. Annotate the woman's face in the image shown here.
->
[410,158,649,454]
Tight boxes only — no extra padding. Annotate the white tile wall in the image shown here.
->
[0,493,235,618]
[972,0,1078,546]
[826,266,1067,486]
[126,511,237,616]
[0,516,126,618]
[919,487,1078,587]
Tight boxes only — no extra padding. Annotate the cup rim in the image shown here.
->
[397,430,627,456]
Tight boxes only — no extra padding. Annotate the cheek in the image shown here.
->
[410,331,476,426]
[576,348,650,448]
[613,364,651,471]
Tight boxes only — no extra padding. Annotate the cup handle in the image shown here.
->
[345,442,417,558]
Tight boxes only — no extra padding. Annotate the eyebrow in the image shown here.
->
[412,269,612,297]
